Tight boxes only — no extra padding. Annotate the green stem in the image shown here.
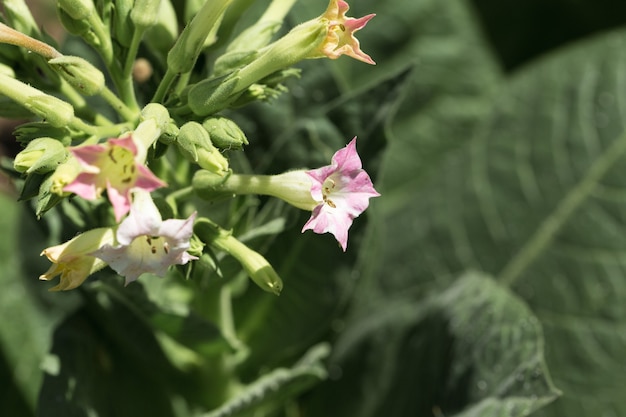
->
[499,131,626,286]
[165,186,193,216]
[88,14,114,66]
[123,29,144,79]
[69,118,131,139]
[58,79,113,126]
[152,67,177,103]
[99,86,139,122]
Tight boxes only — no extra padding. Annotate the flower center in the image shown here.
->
[102,145,137,187]
[127,235,170,262]
[322,177,337,208]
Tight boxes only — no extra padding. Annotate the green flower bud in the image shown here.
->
[48,55,105,96]
[177,122,229,175]
[24,95,75,128]
[130,0,161,30]
[14,137,68,174]
[57,0,95,20]
[194,219,283,295]
[202,117,248,150]
[187,73,241,116]
[56,5,91,37]
[141,102,170,130]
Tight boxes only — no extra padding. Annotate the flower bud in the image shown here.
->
[14,137,68,174]
[57,0,95,20]
[48,55,105,95]
[194,219,283,295]
[187,73,241,116]
[201,117,248,150]
[56,5,91,36]
[130,0,161,30]
[141,102,170,130]
[24,95,75,128]
[177,122,229,175]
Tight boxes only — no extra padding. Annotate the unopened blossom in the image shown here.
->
[92,191,197,285]
[40,228,115,291]
[64,136,166,221]
[302,137,380,251]
[317,0,375,64]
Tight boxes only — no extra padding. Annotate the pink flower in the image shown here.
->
[319,0,376,65]
[64,136,166,221]
[92,191,198,285]
[302,137,380,251]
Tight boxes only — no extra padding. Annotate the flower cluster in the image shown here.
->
[3,0,379,294]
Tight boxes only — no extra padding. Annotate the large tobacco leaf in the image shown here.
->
[357,20,626,417]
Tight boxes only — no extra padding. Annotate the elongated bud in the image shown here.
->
[0,73,74,125]
[194,219,283,295]
[202,117,248,150]
[48,55,105,95]
[130,0,161,30]
[187,73,241,116]
[14,137,68,174]
[177,122,229,174]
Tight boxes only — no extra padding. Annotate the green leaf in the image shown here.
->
[0,193,67,414]
[36,285,190,417]
[360,23,626,417]
[303,273,558,417]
